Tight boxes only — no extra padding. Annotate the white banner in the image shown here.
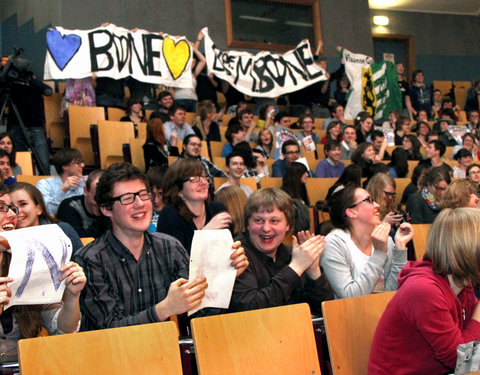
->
[202,28,327,98]
[44,24,194,87]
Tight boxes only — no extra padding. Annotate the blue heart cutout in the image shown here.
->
[46,28,82,71]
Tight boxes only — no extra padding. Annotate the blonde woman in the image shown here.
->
[214,185,247,237]
[366,173,403,226]
[370,208,480,374]
[439,179,479,209]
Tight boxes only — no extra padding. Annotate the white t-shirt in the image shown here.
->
[345,235,385,293]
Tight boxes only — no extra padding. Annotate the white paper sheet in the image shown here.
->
[188,229,236,315]
[1,225,73,309]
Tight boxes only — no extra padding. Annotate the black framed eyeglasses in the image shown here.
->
[0,203,19,215]
[349,196,374,209]
[110,189,152,205]
[383,191,397,198]
[183,175,208,183]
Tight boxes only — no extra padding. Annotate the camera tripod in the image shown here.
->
[0,89,50,176]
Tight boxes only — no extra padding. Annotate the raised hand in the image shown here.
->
[371,222,391,253]
[59,262,86,296]
[230,241,249,277]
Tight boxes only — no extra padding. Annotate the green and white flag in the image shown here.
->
[342,48,402,121]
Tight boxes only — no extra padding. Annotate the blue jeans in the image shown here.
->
[10,126,51,175]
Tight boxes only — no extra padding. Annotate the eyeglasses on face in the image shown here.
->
[285,150,299,155]
[349,196,374,209]
[0,203,19,215]
[110,189,152,205]
[184,175,208,183]
[383,191,397,198]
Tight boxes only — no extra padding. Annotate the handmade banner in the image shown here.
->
[342,48,402,121]
[202,28,327,98]
[44,24,194,87]
[273,125,301,159]
[1,224,72,309]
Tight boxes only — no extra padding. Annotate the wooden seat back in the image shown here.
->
[394,178,411,205]
[106,107,126,121]
[213,177,258,192]
[306,177,337,204]
[44,93,65,148]
[68,106,105,165]
[191,303,321,375]
[18,321,182,375]
[322,292,396,375]
[97,120,135,169]
[124,138,146,171]
[259,177,283,189]
[15,152,34,175]
[411,223,432,260]
[16,175,53,185]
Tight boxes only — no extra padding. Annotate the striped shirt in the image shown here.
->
[73,230,189,331]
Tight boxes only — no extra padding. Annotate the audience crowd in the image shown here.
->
[1,42,480,373]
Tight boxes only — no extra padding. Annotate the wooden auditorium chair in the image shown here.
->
[18,322,182,375]
[322,292,396,375]
[191,303,321,375]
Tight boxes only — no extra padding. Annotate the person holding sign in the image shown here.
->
[0,184,86,362]
[158,158,232,252]
[74,163,248,331]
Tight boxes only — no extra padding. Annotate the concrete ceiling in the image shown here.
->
[369,0,480,16]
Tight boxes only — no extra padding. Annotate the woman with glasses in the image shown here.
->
[8,182,83,252]
[0,184,86,363]
[157,159,232,253]
[406,166,451,224]
[322,185,413,299]
[366,173,404,227]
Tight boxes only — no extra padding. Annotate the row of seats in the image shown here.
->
[433,80,474,111]
[18,303,321,375]
[45,104,469,173]
[17,292,407,375]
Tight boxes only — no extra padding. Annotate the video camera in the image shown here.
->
[0,47,52,96]
[0,47,34,86]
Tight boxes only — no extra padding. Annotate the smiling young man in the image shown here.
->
[272,140,302,177]
[162,103,194,142]
[315,140,345,178]
[150,90,174,123]
[36,148,85,215]
[216,152,253,197]
[178,134,226,187]
[229,188,332,315]
[74,163,247,330]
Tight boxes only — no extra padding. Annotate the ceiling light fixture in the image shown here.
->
[373,15,389,26]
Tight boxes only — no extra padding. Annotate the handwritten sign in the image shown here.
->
[44,24,194,87]
[2,225,72,309]
[188,229,236,315]
[273,125,301,159]
[203,27,327,98]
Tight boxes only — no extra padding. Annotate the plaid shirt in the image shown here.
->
[74,230,189,331]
